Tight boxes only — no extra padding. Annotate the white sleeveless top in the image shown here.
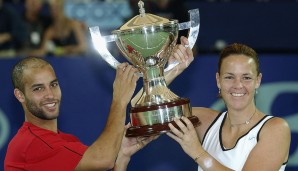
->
[198,112,287,171]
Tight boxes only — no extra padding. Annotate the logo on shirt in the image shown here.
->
[248,136,256,141]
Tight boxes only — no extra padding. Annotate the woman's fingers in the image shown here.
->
[168,122,184,138]
[173,117,189,134]
[181,116,195,130]
[180,36,189,46]
[166,131,180,141]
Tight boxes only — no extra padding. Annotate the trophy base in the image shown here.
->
[125,115,201,137]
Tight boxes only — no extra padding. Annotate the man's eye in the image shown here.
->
[243,77,252,80]
[52,82,59,87]
[33,87,42,91]
[224,76,233,79]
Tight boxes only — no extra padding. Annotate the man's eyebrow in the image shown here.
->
[243,73,253,76]
[222,72,234,75]
[31,83,44,89]
[51,79,59,83]
[30,79,58,89]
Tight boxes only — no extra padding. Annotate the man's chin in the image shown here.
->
[45,113,59,120]
[36,111,59,120]
[45,116,59,120]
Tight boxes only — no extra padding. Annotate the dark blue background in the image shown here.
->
[1,54,297,171]
[1,1,298,170]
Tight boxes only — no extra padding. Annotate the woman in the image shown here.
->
[167,43,291,170]
[30,0,87,57]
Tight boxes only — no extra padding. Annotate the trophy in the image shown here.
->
[89,1,200,137]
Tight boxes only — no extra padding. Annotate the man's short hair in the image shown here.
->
[12,57,51,92]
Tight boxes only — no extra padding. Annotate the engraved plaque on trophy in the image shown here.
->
[89,0,200,137]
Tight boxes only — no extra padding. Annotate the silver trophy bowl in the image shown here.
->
[89,1,200,137]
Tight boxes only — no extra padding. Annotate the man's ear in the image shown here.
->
[14,89,25,103]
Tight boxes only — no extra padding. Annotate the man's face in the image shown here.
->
[21,65,61,120]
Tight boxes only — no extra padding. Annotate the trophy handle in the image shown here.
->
[164,8,200,72]
[89,26,119,69]
[89,8,200,73]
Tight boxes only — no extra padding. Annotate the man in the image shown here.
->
[4,56,143,170]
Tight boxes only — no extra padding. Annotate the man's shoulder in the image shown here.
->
[7,122,69,151]
[5,123,41,163]
[7,123,48,151]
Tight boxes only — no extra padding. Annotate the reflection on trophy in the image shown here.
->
[89,0,200,137]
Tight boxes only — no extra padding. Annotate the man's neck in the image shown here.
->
[25,117,58,133]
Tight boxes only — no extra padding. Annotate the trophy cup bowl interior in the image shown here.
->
[112,20,178,70]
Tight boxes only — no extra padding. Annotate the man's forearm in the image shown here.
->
[80,100,127,169]
[112,154,131,171]
[97,100,127,159]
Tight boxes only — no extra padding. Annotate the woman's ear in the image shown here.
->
[255,73,262,89]
[216,72,221,89]
[14,89,25,103]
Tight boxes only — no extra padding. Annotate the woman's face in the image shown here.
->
[216,54,262,110]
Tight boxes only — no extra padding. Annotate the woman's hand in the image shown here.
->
[164,36,195,85]
[168,36,194,74]
[166,116,203,160]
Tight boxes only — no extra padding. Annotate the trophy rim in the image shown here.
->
[112,19,179,35]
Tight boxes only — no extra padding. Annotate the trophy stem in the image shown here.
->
[136,66,179,106]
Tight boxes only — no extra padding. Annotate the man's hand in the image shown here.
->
[113,63,139,106]
[113,123,159,171]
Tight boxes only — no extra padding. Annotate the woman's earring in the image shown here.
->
[255,89,258,95]
[219,88,221,95]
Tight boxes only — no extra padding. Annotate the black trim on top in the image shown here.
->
[28,126,84,156]
[28,127,53,149]
[256,116,288,165]
[201,111,223,145]
[256,116,274,142]
[63,146,83,156]
[220,114,272,151]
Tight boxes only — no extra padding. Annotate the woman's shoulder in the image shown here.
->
[258,114,290,145]
[262,115,290,133]
[257,115,290,166]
